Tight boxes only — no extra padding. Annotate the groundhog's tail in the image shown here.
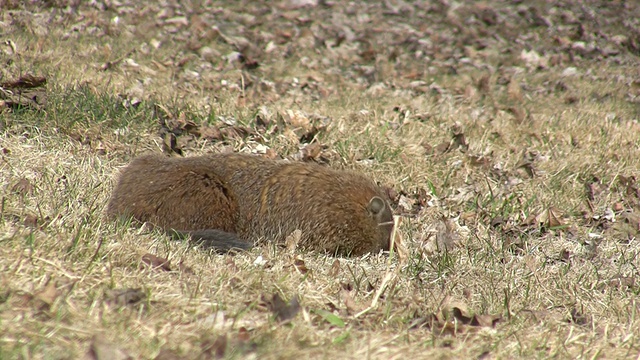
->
[168,229,253,253]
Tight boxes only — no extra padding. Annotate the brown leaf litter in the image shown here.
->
[263,292,301,323]
[0,74,47,110]
[105,288,146,308]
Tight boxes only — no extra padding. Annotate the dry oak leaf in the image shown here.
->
[328,259,341,277]
[340,288,359,314]
[105,288,146,308]
[522,207,566,228]
[452,307,502,328]
[84,335,133,360]
[153,348,182,360]
[292,257,309,275]
[568,308,589,326]
[85,335,132,360]
[1,74,46,89]
[546,207,565,228]
[34,280,59,308]
[264,293,301,323]
[282,109,311,131]
[237,326,251,343]
[285,229,302,253]
[0,87,47,110]
[11,177,34,196]
[23,280,61,312]
[295,142,324,162]
[619,175,640,200]
[141,253,172,272]
[606,276,636,290]
[421,216,467,255]
[200,334,227,360]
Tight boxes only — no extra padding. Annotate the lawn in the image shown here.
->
[1,1,640,359]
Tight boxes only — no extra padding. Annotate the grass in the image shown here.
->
[2,0,640,359]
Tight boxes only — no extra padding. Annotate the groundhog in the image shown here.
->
[106,153,394,256]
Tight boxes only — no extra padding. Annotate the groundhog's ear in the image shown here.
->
[367,196,386,215]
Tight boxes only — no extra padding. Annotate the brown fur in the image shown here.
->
[106,153,394,256]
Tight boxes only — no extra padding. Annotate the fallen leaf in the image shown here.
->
[283,109,311,131]
[619,175,640,201]
[520,48,547,69]
[265,293,301,323]
[200,335,227,360]
[86,335,131,360]
[328,259,340,277]
[297,142,324,162]
[22,213,40,228]
[397,195,415,213]
[11,178,33,196]
[161,132,183,156]
[435,141,451,154]
[422,216,465,254]
[218,125,254,140]
[612,202,624,212]
[141,253,172,272]
[237,327,251,343]
[568,308,589,326]
[195,125,223,141]
[585,176,606,201]
[0,86,47,110]
[508,106,529,124]
[547,207,565,228]
[1,74,46,89]
[451,304,501,328]
[450,122,468,152]
[33,280,59,311]
[521,207,567,229]
[491,216,505,228]
[507,77,523,102]
[105,288,146,308]
[408,313,440,330]
[285,229,302,253]
[298,124,325,144]
[292,257,309,275]
[153,348,182,360]
[607,276,636,289]
[451,304,473,324]
[470,314,502,328]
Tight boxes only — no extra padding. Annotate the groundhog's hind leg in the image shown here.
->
[168,229,253,253]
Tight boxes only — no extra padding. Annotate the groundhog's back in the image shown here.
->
[107,153,393,256]
[106,154,239,233]
[219,155,393,255]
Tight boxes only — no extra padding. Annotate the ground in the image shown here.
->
[1,0,640,359]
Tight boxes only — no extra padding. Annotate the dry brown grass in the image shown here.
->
[2,1,640,359]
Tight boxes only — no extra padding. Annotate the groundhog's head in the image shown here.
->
[367,196,394,252]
